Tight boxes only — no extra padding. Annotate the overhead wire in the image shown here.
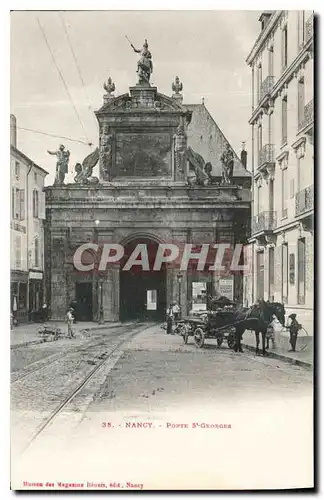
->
[16,126,92,146]
[59,12,98,131]
[36,15,93,147]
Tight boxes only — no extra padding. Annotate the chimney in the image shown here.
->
[241,142,247,169]
[10,114,17,147]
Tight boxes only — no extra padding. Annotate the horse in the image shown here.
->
[233,300,286,356]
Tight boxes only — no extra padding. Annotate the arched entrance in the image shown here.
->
[119,237,167,321]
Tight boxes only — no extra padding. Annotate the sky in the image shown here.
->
[10,10,262,185]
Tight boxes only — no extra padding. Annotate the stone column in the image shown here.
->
[171,230,189,316]
[97,230,119,322]
[50,229,69,320]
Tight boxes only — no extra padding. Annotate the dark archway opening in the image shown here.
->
[119,238,166,322]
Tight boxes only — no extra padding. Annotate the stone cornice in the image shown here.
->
[246,11,282,66]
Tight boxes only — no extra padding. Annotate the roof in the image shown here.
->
[184,104,251,178]
[11,145,49,176]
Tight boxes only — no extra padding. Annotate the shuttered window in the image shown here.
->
[282,97,288,144]
[33,189,39,218]
[298,238,306,304]
[19,189,25,220]
[298,78,305,128]
[281,243,288,303]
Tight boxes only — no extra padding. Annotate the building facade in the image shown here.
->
[10,115,48,322]
[244,11,314,334]
[45,69,251,322]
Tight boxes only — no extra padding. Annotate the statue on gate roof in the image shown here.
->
[220,143,234,184]
[126,36,153,86]
[47,144,70,185]
[74,148,99,185]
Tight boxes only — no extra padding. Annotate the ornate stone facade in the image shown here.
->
[45,82,251,322]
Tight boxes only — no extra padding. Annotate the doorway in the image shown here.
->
[75,282,93,321]
[119,238,166,321]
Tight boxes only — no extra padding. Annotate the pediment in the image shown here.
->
[96,90,190,115]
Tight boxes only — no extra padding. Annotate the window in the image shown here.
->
[34,238,39,267]
[298,78,305,128]
[268,113,273,143]
[33,189,39,218]
[298,11,305,49]
[289,253,295,284]
[269,178,274,212]
[258,124,263,164]
[15,188,20,219]
[15,235,21,269]
[269,246,274,288]
[11,187,15,219]
[257,184,261,214]
[15,161,20,180]
[297,156,301,192]
[281,166,288,218]
[281,243,288,303]
[146,290,157,310]
[34,172,37,183]
[282,25,288,69]
[256,251,264,300]
[19,189,25,220]
[13,189,25,220]
[282,97,288,144]
[297,238,306,304]
[258,64,262,102]
[268,46,274,76]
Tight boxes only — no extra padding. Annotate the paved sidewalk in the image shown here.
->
[10,321,123,348]
[242,328,313,368]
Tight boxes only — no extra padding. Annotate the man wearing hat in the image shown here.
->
[286,313,301,352]
[66,308,75,339]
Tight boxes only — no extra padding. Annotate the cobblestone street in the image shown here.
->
[12,323,313,490]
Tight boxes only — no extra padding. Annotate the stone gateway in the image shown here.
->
[45,54,251,322]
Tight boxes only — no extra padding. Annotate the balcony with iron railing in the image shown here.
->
[252,211,277,235]
[258,144,275,168]
[295,184,314,216]
[259,76,275,102]
[298,99,314,132]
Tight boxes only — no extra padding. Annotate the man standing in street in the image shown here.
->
[166,304,174,335]
[286,313,301,352]
[66,308,75,339]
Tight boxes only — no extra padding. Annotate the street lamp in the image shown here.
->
[177,272,182,319]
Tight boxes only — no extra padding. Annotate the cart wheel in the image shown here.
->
[227,330,236,349]
[217,336,223,347]
[194,327,205,348]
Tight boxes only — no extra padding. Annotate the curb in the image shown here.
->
[242,343,313,369]
[11,323,125,349]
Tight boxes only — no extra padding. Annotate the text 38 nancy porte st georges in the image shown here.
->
[101,421,232,429]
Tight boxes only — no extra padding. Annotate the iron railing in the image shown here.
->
[258,144,275,167]
[260,76,275,102]
[295,184,314,216]
[298,99,314,131]
[306,14,314,42]
[252,211,277,234]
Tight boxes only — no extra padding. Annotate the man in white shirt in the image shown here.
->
[172,302,180,322]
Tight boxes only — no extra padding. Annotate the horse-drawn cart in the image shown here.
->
[177,311,237,349]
